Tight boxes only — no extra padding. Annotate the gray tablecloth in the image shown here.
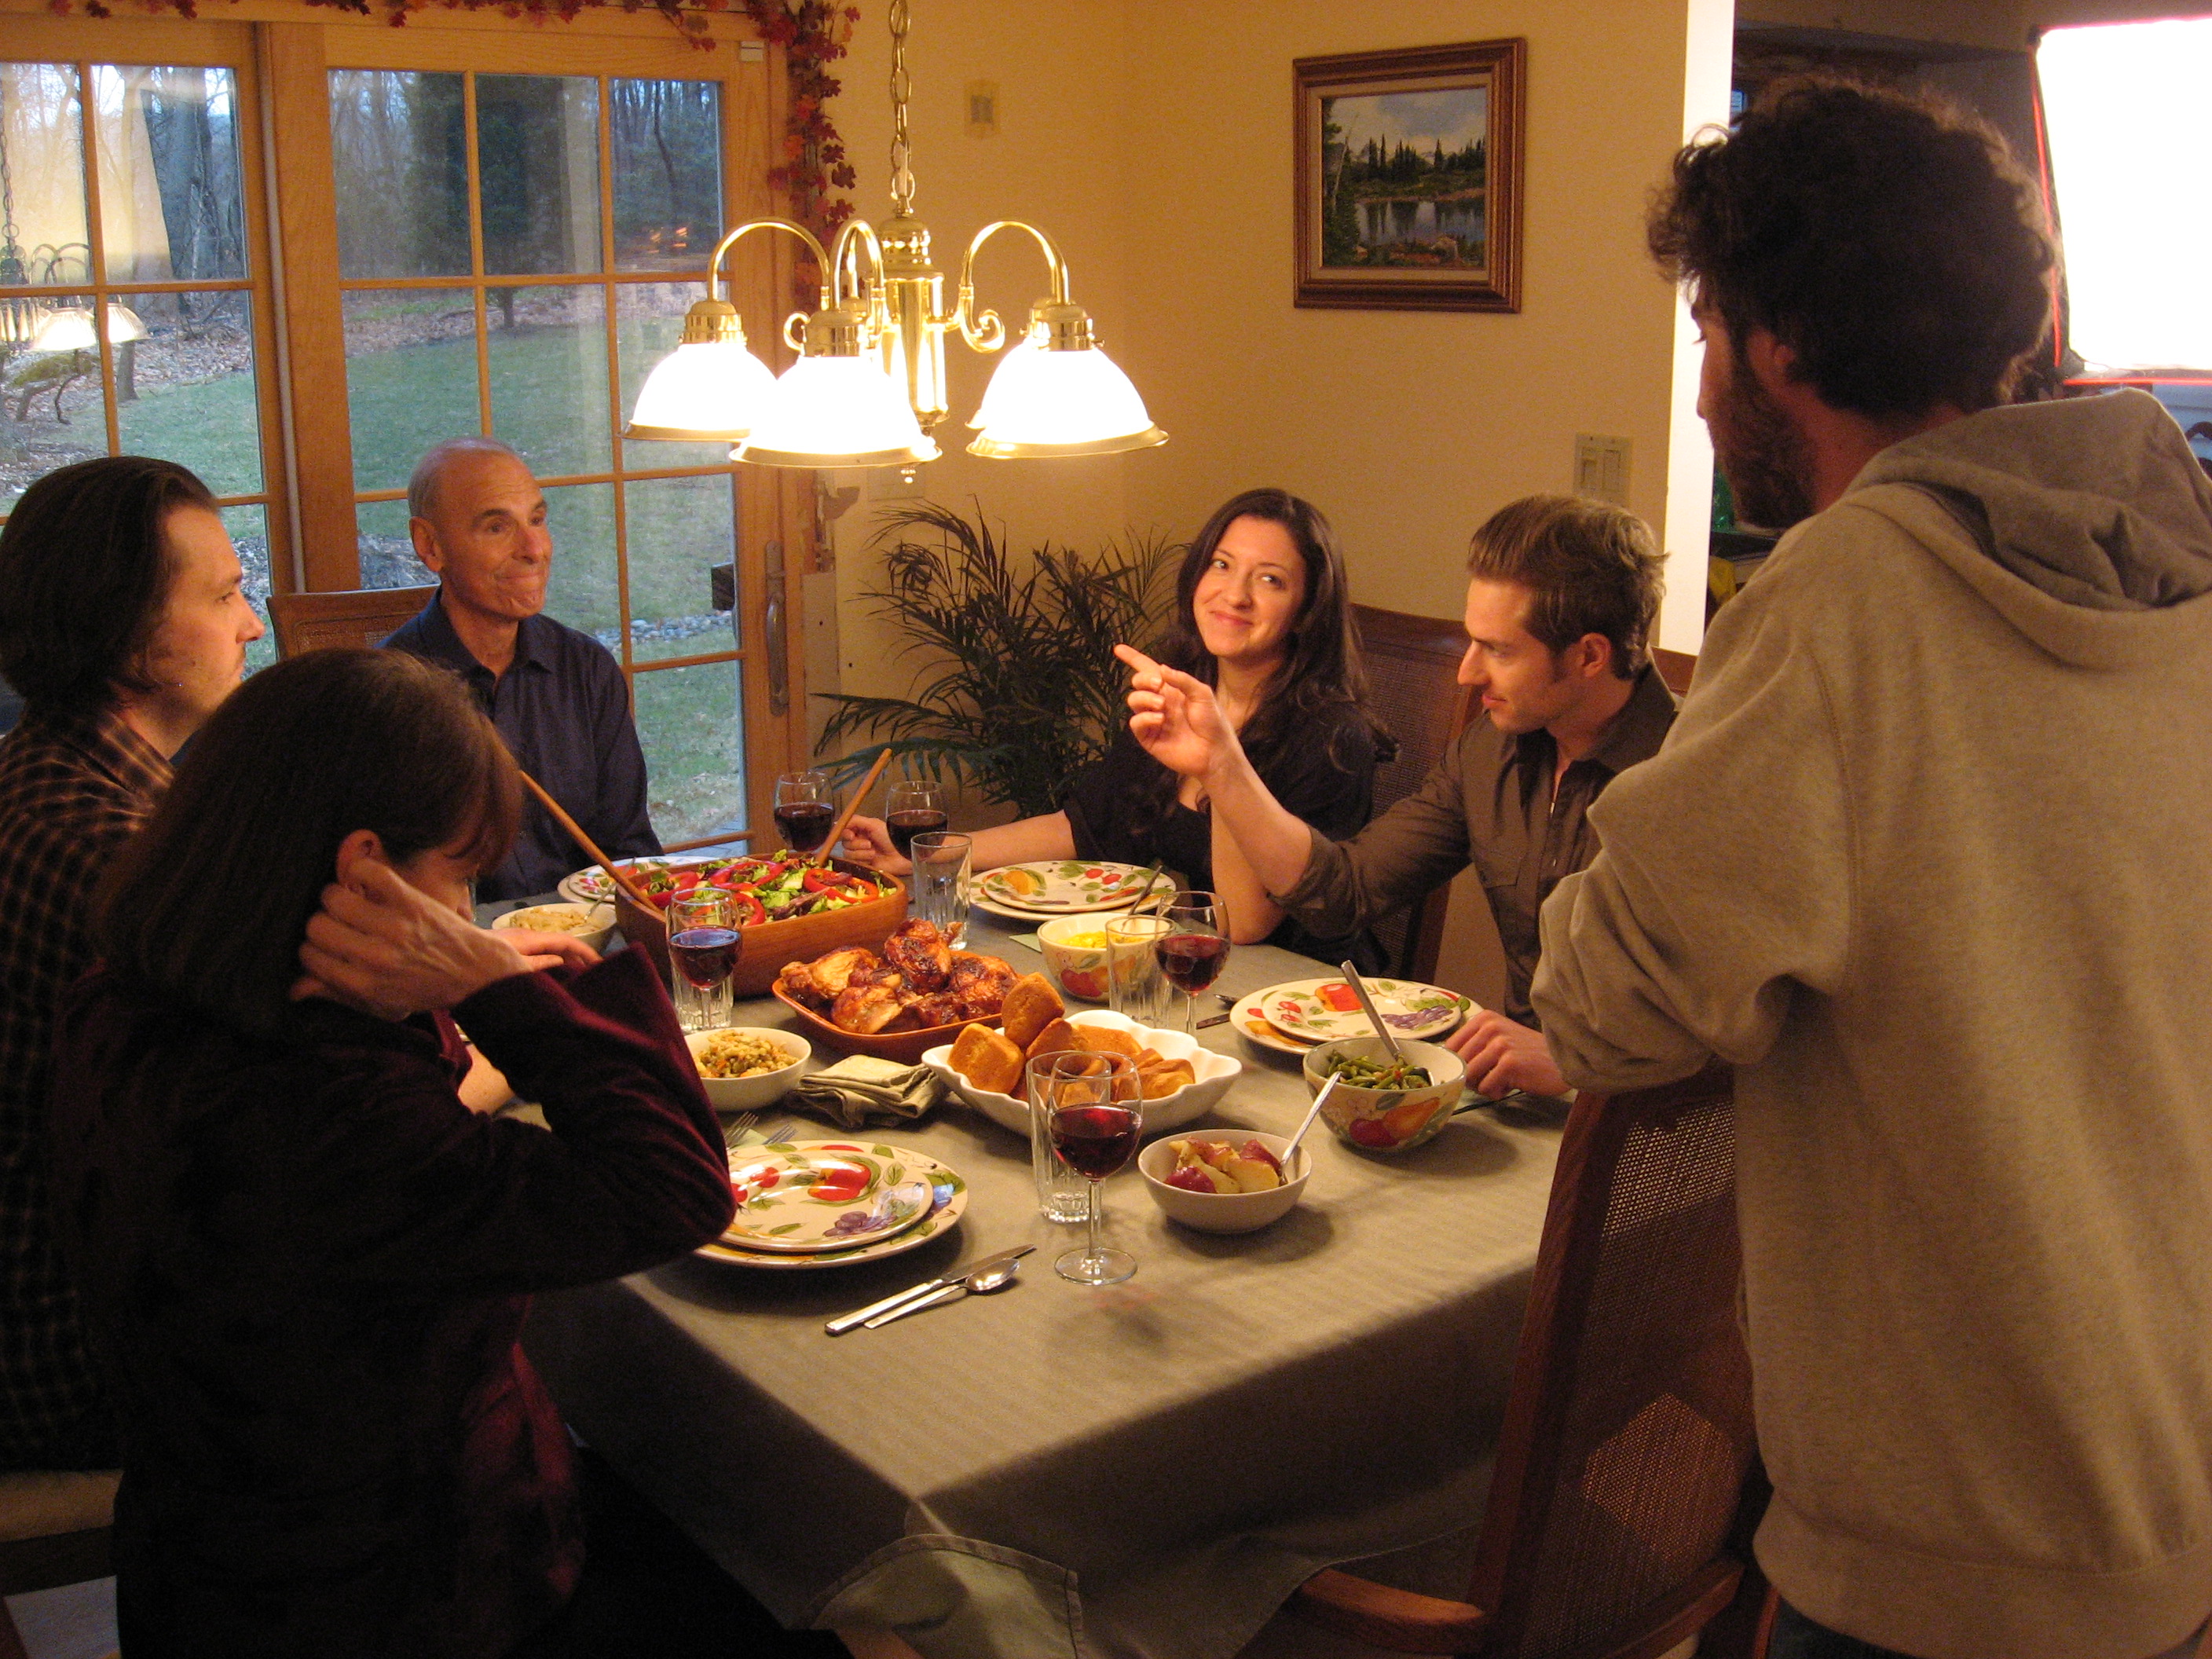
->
[522,915,1561,1659]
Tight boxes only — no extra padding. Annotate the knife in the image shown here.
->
[824,1244,1035,1336]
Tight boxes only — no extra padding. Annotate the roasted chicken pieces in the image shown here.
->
[777,920,1015,1035]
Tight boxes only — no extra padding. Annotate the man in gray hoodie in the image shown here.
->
[1532,79,2212,1659]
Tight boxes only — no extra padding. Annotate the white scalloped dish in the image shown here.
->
[921,1009,1241,1137]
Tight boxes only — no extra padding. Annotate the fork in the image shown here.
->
[721,1112,760,1152]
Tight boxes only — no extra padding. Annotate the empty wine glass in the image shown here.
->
[1155,890,1230,1033]
[774,771,836,856]
[1048,1062,1142,1285]
[668,890,739,1031]
[884,778,949,862]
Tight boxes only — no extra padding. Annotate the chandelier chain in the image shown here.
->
[887,0,915,214]
[0,71,25,284]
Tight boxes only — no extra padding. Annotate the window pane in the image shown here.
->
[0,63,87,284]
[1,294,109,512]
[626,473,737,662]
[95,64,246,284]
[357,496,435,591]
[224,503,276,675]
[616,281,738,469]
[344,288,479,493]
[633,657,748,844]
[610,79,721,273]
[115,289,261,496]
[478,75,601,277]
[329,70,469,280]
[542,480,619,646]
[488,283,610,478]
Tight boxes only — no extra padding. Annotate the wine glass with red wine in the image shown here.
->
[884,778,948,862]
[774,771,837,857]
[1048,1068,1142,1286]
[1155,890,1230,1033]
[668,891,739,1031]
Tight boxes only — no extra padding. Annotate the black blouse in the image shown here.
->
[1060,702,1379,963]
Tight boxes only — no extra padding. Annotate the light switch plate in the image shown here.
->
[1573,434,1632,506]
[965,79,999,137]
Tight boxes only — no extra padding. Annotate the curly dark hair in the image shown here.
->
[1649,76,2055,419]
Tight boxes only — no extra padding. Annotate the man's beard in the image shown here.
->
[1711,350,1817,532]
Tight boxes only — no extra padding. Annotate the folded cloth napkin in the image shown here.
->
[788,1055,947,1130]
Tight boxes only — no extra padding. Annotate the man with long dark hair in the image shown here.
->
[0,456,263,1470]
[1532,80,2212,1659]
[1120,493,1672,1100]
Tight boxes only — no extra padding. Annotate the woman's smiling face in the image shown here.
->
[1192,515,1309,672]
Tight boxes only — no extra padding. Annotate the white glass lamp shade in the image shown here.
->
[967,337,1166,460]
[625,338,777,441]
[735,353,940,468]
[27,302,144,354]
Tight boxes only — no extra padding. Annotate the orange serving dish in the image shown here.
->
[767,981,994,1067]
[616,859,910,998]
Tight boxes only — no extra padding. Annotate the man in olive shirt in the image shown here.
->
[1118,494,1672,1097]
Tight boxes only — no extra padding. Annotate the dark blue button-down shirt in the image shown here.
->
[384,595,660,900]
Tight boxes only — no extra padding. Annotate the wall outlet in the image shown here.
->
[1573,434,1632,506]
[965,80,999,138]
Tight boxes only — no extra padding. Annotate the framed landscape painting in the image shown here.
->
[1294,39,1525,312]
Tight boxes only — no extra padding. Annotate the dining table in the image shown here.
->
[507,901,1567,1659]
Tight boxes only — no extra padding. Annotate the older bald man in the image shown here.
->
[384,436,660,899]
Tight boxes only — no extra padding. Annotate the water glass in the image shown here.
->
[910,831,972,947]
[667,891,738,1031]
[1104,913,1172,1027]
[1027,1049,1134,1224]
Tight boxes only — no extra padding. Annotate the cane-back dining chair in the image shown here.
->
[1293,1064,1754,1659]
[269,584,438,659]
[0,1467,118,1659]
[1350,605,1475,982]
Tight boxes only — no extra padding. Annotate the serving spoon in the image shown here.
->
[862,1253,1025,1328]
[1340,959,1408,1065]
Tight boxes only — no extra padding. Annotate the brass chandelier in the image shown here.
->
[625,0,1165,467]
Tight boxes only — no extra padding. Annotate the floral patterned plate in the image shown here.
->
[718,1144,934,1253]
[977,860,1149,914]
[694,1144,968,1270]
[1258,977,1470,1045]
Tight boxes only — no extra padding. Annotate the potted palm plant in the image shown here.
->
[815,501,1177,819]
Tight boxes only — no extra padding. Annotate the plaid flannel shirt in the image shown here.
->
[0,703,169,1470]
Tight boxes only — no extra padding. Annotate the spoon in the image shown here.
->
[1278,1072,1341,1185]
[862,1253,1024,1328]
[1339,959,1408,1065]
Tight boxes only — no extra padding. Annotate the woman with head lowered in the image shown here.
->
[49,648,735,1657]
[844,489,1390,951]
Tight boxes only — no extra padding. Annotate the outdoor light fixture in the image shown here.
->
[624,0,1164,467]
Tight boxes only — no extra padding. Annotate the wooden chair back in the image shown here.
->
[1295,1065,1753,1658]
[0,1468,119,1659]
[1651,648,1697,698]
[269,584,438,658]
[1350,604,1474,981]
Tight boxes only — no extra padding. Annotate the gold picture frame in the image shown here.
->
[1294,38,1526,313]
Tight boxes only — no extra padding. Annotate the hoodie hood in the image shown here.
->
[1851,388,2212,612]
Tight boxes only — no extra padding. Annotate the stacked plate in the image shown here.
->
[971,859,1159,924]
[1229,976,1473,1057]
[694,1141,969,1271]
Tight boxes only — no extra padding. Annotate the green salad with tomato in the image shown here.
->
[569,856,895,924]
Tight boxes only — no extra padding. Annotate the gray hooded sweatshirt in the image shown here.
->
[1533,390,2212,1659]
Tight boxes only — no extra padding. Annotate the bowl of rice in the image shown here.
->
[684,1027,810,1111]
[490,901,617,953]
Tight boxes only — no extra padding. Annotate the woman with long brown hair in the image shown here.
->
[844,488,1390,954]
[49,647,734,1657]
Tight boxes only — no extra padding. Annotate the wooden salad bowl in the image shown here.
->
[767,982,994,1067]
[615,859,910,998]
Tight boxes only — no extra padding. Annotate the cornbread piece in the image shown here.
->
[1137,1057,1196,1099]
[949,1024,1025,1095]
[1075,1024,1142,1061]
[1024,1017,1085,1063]
[999,973,1065,1049]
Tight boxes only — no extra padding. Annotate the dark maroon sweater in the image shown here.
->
[49,948,734,1659]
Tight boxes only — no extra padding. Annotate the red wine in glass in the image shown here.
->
[669,926,741,990]
[885,808,950,859]
[1050,1104,1141,1180]
[774,800,837,854]
[1156,932,1230,994]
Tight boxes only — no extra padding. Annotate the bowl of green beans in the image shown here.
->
[1302,1037,1467,1152]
